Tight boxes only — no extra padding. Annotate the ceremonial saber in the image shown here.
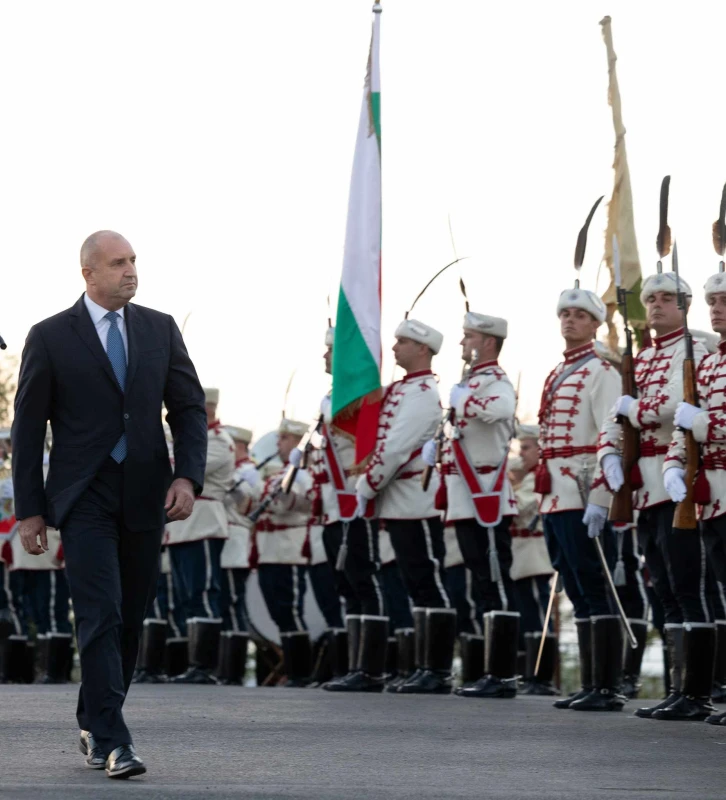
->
[534,571,559,677]
[593,534,638,649]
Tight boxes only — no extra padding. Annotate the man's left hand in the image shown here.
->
[674,402,702,431]
[165,478,196,521]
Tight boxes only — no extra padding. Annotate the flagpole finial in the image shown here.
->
[372,0,382,12]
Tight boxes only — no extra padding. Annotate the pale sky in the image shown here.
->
[1,1,725,441]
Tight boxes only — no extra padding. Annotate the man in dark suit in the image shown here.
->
[12,230,207,779]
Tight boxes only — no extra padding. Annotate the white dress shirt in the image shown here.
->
[83,293,128,361]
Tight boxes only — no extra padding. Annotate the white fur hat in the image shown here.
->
[639,272,692,305]
[204,387,220,405]
[556,288,607,323]
[394,318,443,355]
[225,426,253,445]
[278,418,308,437]
[463,312,508,339]
[704,272,726,302]
[515,422,540,440]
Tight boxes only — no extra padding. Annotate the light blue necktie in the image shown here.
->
[105,311,128,463]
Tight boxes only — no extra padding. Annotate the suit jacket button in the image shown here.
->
[124,413,130,420]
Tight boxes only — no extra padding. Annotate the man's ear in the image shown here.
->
[81,267,94,285]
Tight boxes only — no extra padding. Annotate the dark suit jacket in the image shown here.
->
[12,294,207,531]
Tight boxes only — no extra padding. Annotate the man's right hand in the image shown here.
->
[18,515,48,555]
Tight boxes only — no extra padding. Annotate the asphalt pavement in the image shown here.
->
[1,684,725,800]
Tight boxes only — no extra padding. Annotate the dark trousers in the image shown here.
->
[615,526,649,621]
[703,515,726,620]
[543,510,615,619]
[322,519,385,617]
[445,563,485,635]
[455,517,516,612]
[308,562,344,629]
[638,502,711,624]
[513,574,553,635]
[10,569,72,636]
[0,562,21,634]
[380,561,413,631]
[168,537,225,628]
[220,567,250,633]
[257,564,308,633]
[385,517,450,609]
[60,462,163,756]
[146,562,185,637]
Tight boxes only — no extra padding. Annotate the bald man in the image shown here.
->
[12,231,207,778]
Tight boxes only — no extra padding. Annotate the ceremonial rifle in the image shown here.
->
[609,235,639,523]
[672,241,699,530]
[247,416,323,523]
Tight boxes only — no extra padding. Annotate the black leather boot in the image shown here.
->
[385,636,398,681]
[570,616,626,711]
[398,609,456,694]
[281,631,313,687]
[323,616,359,689]
[308,632,334,687]
[386,628,414,692]
[133,620,168,684]
[635,623,683,718]
[396,608,427,692]
[621,620,647,699]
[522,631,559,696]
[457,632,485,693]
[0,635,30,683]
[711,620,726,703]
[39,633,73,684]
[164,637,189,679]
[173,619,221,684]
[554,618,592,709]
[217,631,249,685]
[652,623,716,721]
[458,611,519,699]
[324,616,388,692]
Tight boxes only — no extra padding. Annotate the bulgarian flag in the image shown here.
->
[331,3,382,464]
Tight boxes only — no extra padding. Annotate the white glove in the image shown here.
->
[320,395,332,420]
[674,402,702,431]
[241,468,261,489]
[582,503,608,539]
[356,492,369,518]
[602,454,624,493]
[615,395,635,417]
[288,448,303,468]
[450,384,468,409]
[664,467,687,503]
[422,439,437,467]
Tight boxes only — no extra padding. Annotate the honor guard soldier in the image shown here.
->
[218,425,259,685]
[537,285,623,711]
[254,418,315,687]
[356,319,455,695]
[310,326,386,693]
[599,267,708,718]
[510,424,558,695]
[166,387,235,684]
[430,312,520,699]
[664,256,726,723]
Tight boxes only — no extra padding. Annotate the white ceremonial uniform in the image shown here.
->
[221,458,260,570]
[599,328,708,509]
[538,342,620,513]
[510,470,553,582]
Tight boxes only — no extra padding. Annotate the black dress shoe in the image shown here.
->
[651,695,715,721]
[522,680,559,697]
[570,688,626,712]
[397,669,452,695]
[105,744,146,779]
[323,670,384,693]
[79,730,106,770]
[171,666,217,685]
[634,692,682,719]
[133,669,168,684]
[705,710,726,726]
[457,675,517,699]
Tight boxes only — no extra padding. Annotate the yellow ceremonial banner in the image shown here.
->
[599,16,646,349]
